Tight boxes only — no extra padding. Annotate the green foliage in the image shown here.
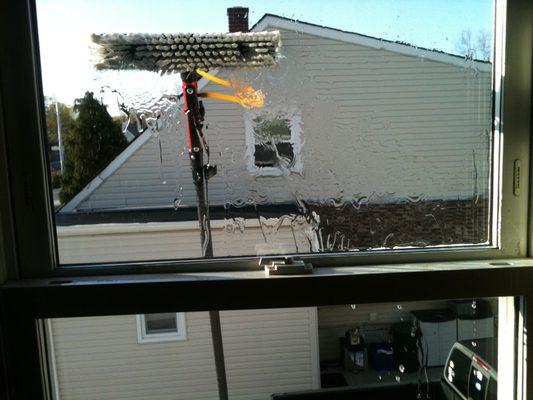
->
[59,92,127,204]
[45,101,75,146]
[51,171,62,189]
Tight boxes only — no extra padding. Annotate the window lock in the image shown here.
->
[260,257,313,275]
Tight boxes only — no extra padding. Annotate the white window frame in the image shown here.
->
[244,106,303,176]
[136,313,187,343]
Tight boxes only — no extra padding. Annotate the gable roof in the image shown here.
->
[252,14,492,72]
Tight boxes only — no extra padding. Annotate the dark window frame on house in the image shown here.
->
[136,313,187,343]
[244,107,303,175]
[0,0,532,399]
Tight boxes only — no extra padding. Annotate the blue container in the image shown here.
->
[370,343,394,371]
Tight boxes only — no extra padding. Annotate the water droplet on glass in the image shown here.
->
[399,364,405,373]
[472,341,477,347]
[378,375,382,380]
[396,304,402,310]
[350,304,357,310]
[395,376,401,382]
[472,301,477,309]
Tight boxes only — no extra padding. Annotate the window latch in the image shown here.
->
[259,256,313,275]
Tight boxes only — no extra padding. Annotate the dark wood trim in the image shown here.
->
[2,264,533,398]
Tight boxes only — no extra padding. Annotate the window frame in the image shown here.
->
[0,0,532,399]
[1,262,533,399]
[0,0,530,278]
[244,106,303,176]
[136,313,187,343]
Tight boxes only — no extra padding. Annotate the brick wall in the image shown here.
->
[307,198,490,250]
[227,7,249,33]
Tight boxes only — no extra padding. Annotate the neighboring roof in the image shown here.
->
[252,13,492,72]
[56,203,301,226]
[60,129,153,212]
[60,78,215,213]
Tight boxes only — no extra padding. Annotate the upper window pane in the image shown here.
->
[36,0,496,264]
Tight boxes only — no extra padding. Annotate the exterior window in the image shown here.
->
[136,313,186,343]
[245,108,303,175]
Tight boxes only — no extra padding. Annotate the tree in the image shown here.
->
[59,92,127,203]
[455,29,492,61]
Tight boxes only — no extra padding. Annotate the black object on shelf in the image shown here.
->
[391,322,420,373]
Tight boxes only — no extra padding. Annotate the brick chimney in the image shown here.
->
[227,7,249,32]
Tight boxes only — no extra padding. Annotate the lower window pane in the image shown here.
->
[43,297,516,399]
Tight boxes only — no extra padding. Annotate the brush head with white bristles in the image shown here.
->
[91,31,281,74]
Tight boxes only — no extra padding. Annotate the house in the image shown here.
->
[47,8,494,400]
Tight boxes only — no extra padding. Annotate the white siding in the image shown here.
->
[50,308,318,400]
[74,28,491,211]
[57,218,314,264]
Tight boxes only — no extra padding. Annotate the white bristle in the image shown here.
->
[91,31,281,73]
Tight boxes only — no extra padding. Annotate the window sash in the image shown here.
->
[1,262,532,399]
[0,0,530,278]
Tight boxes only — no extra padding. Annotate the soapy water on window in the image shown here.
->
[42,2,495,263]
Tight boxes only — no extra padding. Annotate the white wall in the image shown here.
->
[50,308,319,400]
[57,217,314,264]
[74,28,492,212]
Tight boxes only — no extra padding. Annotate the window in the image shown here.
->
[245,108,303,174]
[0,1,532,399]
[136,313,186,343]
[9,0,522,271]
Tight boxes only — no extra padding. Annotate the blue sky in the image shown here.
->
[36,0,494,109]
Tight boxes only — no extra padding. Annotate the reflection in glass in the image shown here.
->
[44,298,508,399]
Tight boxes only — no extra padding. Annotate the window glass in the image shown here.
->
[137,313,186,343]
[35,0,497,264]
[144,313,177,334]
[43,297,511,399]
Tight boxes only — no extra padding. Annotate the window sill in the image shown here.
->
[3,259,533,318]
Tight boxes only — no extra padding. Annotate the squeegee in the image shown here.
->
[92,30,281,400]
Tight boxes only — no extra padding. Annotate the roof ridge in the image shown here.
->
[251,13,491,65]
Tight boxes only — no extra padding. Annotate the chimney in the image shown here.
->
[227,7,249,32]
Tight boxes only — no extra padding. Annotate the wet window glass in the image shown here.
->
[36,0,496,264]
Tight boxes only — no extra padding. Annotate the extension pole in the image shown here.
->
[181,72,228,400]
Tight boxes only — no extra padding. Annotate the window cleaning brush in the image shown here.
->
[91,30,282,400]
[91,31,281,73]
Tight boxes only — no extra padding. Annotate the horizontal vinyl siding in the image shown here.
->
[57,218,313,264]
[51,308,317,400]
[76,29,491,211]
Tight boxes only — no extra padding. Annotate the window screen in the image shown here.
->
[35,0,497,265]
